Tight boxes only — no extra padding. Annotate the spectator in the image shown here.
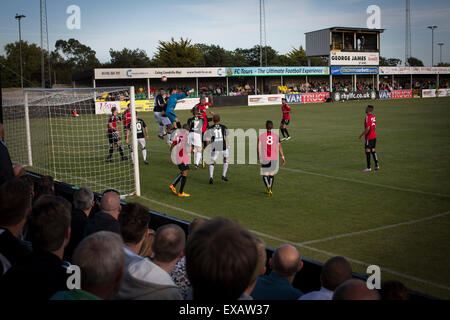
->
[332,279,380,300]
[51,231,125,300]
[251,244,303,300]
[0,179,32,277]
[240,236,267,300]
[379,280,410,300]
[186,217,258,301]
[64,187,95,262]
[34,175,55,202]
[299,256,353,300]
[0,195,71,300]
[114,203,182,300]
[84,191,121,237]
[152,224,185,275]
[0,123,24,185]
[138,228,156,258]
[171,218,206,299]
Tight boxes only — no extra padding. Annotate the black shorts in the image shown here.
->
[108,131,120,146]
[281,119,290,126]
[365,139,376,149]
[178,163,189,171]
[123,125,130,133]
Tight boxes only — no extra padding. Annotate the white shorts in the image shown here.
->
[137,138,146,149]
[188,132,202,147]
[161,116,172,126]
[154,112,163,123]
[211,149,229,162]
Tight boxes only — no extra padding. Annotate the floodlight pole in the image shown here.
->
[427,26,437,66]
[15,14,26,88]
[437,43,444,64]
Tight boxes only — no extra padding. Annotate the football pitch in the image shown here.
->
[126,97,450,299]
[15,96,450,299]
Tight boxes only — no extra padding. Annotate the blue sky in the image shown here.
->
[0,0,449,66]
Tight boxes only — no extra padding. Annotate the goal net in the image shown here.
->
[2,86,141,197]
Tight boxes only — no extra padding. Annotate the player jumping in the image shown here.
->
[166,88,195,131]
[280,98,292,141]
[122,102,132,153]
[359,105,380,172]
[205,114,230,184]
[128,111,149,165]
[106,107,127,162]
[258,120,286,196]
[154,88,167,139]
[169,124,191,197]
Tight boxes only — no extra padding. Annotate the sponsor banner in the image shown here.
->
[285,94,302,104]
[391,90,412,99]
[413,89,422,98]
[379,67,450,75]
[248,94,285,106]
[119,99,155,112]
[95,101,121,115]
[333,91,377,101]
[94,68,226,79]
[330,52,379,66]
[331,66,378,75]
[226,67,329,77]
[422,89,436,98]
[379,90,391,99]
[301,92,330,103]
[174,97,210,110]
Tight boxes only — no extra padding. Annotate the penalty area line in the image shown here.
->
[139,195,450,292]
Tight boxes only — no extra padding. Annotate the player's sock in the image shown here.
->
[172,173,183,186]
[269,175,274,189]
[371,151,379,167]
[108,147,114,159]
[263,176,270,188]
[179,176,187,193]
[281,128,286,138]
[118,146,125,157]
[222,162,229,177]
[195,152,202,166]
[366,152,371,169]
[166,131,171,144]
[285,128,290,137]
[142,148,147,161]
[158,125,164,136]
[209,164,215,179]
[127,144,131,151]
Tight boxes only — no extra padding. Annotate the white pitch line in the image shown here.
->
[281,167,450,198]
[139,195,450,292]
[300,211,450,245]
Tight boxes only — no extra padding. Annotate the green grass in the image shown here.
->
[13,97,450,299]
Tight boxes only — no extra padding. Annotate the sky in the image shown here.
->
[0,0,449,66]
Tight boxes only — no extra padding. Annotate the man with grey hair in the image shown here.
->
[84,191,121,237]
[300,256,353,300]
[52,231,125,300]
[64,187,95,262]
[251,244,303,300]
[332,279,380,300]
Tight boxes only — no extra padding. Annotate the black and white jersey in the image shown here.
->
[136,118,147,139]
[206,124,229,151]
[154,94,165,112]
[187,116,204,134]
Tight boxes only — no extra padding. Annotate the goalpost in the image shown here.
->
[3,86,141,197]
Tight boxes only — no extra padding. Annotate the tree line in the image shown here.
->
[1,37,441,88]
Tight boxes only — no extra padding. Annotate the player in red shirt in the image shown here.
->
[169,123,191,197]
[192,97,214,167]
[257,120,286,196]
[106,107,127,162]
[122,103,132,152]
[359,105,380,172]
[280,98,292,141]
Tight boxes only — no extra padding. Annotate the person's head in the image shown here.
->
[0,122,4,140]
[19,174,35,200]
[320,256,353,291]
[379,280,410,300]
[28,195,71,252]
[118,203,151,246]
[100,191,121,217]
[40,175,54,191]
[187,218,207,241]
[213,114,221,124]
[266,120,274,130]
[0,179,32,234]
[152,224,186,263]
[332,279,380,300]
[159,88,165,95]
[111,107,117,116]
[250,236,267,284]
[282,98,287,105]
[366,105,374,114]
[200,97,207,105]
[171,88,177,94]
[186,217,258,300]
[270,244,303,281]
[73,187,94,212]
[72,231,125,299]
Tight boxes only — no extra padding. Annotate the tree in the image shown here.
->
[152,38,201,67]
[232,45,284,67]
[379,56,402,66]
[195,44,234,67]
[1,41,43,87]
[437,62,450,67]
[407,57,424,67]
[54,38,100,72]
[107,48,151,68]
[283,46,327,66]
